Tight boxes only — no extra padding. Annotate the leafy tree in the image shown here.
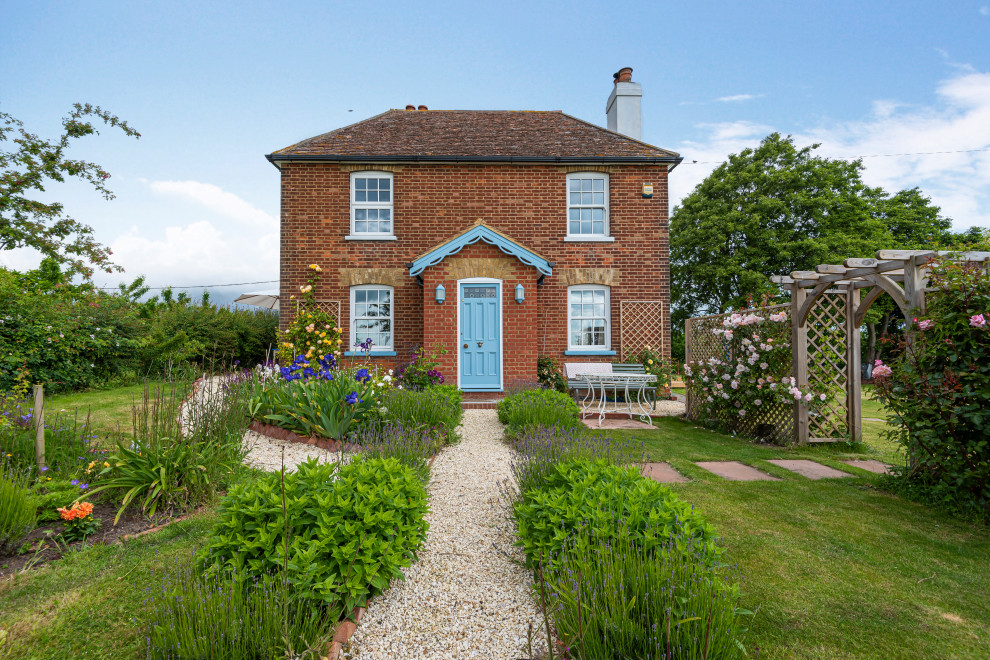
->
[671,133,890,323]
[0,103,139,277]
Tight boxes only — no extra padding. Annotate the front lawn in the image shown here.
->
[46,380,193,439]
[0,510,216,659]
[624,418,990,659]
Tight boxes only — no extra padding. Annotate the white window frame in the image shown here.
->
[567,285,611,351]
[564,172,613,242]
[349,284,394,352]
[347,171,396,240]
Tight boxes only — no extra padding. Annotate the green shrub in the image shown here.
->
[543,531,749,659]
[200,456,429,611]
[497,388,581,434]
[145,562,335,659]
[0,462,37,552]
[536,356,567,393]
[513,459,717,568]
[378,384,463,443]
[395,345,448,390]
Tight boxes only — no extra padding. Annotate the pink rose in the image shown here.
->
[917,319,933,330]
[970,314,987,328]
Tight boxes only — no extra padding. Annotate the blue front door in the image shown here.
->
[459,283,501,390]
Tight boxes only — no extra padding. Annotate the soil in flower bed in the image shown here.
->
[0,502,170,576]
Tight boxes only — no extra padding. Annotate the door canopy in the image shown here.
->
[407,219,553,277]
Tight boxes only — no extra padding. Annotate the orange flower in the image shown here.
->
[57,501,93,522]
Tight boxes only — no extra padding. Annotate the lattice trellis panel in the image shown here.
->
[806,292,848,440]
[685,304,794,443]
[287,300,341,327]
[619,301,665,360]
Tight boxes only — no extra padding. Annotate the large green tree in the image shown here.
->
[0,103,139,277]
[671,133,891,322]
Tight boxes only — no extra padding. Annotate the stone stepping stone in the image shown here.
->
[581,418,656,430]
[695,461,780,481]
[641,462,689,483]
[767,459,852,479]
[841,459,891,475]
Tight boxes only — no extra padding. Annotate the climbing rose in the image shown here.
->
[970,313,987,328]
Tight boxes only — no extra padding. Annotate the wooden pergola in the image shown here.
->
[770,249,990,443]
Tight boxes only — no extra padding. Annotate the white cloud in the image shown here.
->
[715,93,763,103]
[149,180,277,229]
[108,221,278,288]
[980,6,988,16]
[671,71,990,230]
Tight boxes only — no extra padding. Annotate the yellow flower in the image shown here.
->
[648,359,654,365]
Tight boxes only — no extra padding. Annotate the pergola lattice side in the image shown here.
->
[288,300,342,327]
[619,300,665,361]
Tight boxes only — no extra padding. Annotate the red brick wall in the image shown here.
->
[279,163,670,386]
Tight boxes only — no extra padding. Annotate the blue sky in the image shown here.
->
[2,0,989,297]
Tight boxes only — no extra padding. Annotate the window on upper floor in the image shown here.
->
[349,285,393,351]
[567,285,610,350]
[566,172,609,240]
[350,171,394,239]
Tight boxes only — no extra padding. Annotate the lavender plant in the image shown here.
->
[542,531,749,660]
[355,422,445,482]
[144,561,335,659]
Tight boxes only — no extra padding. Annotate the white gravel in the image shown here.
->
[241,429,347,472]
[345,409,546,660]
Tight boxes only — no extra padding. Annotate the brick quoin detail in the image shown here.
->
[279,163,671,389]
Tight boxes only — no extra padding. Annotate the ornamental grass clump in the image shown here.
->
[0,460,36,552]
[144,561,335,660]
[377,384,463,444]
[497,388,582,436]
[542,531,749,660]
[873,255,990,522]
[200,455,428,612]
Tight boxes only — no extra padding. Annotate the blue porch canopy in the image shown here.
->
[407,219,553,277]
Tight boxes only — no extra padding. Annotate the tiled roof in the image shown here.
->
[269,110,680,162]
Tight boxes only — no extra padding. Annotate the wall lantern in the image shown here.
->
[515,283,525,304]
[435,283,445,304]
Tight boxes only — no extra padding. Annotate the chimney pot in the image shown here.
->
[418,105,428,111]
[405,104,415,111]
[614,67,633,84]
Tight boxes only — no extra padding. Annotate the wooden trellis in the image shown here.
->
[684,304,794,443]
[619,300,665,360]
[687,249,990,444]
[289,300,341,326]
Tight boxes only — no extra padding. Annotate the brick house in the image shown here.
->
[267,68,681,393]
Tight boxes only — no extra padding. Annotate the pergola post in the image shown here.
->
[845,285,862,443]
[790,283,809,444]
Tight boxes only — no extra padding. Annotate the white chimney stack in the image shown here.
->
[606,67,642,140]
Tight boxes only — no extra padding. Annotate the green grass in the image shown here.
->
[0,510,217,659]
[46,380,192,439]
[624,418,990,659]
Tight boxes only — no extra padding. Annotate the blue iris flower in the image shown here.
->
[302,367,315,378]
[293,354,307,365]
[355,368,371,383]
[344,392,361,405]
[280,366,293,379]
[319,370,334,381]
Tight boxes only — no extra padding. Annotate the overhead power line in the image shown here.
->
[683,146,990,165]
[98,279,279,291]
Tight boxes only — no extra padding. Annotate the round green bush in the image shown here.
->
[199,456,429,611]
[513,458,718,568]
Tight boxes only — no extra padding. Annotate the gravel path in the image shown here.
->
[346,409,546,660]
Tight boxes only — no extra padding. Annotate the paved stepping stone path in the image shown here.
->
[841,459,891,475]
[695,461,780,481]
[641,462,689,483]
[767,459,852,480]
